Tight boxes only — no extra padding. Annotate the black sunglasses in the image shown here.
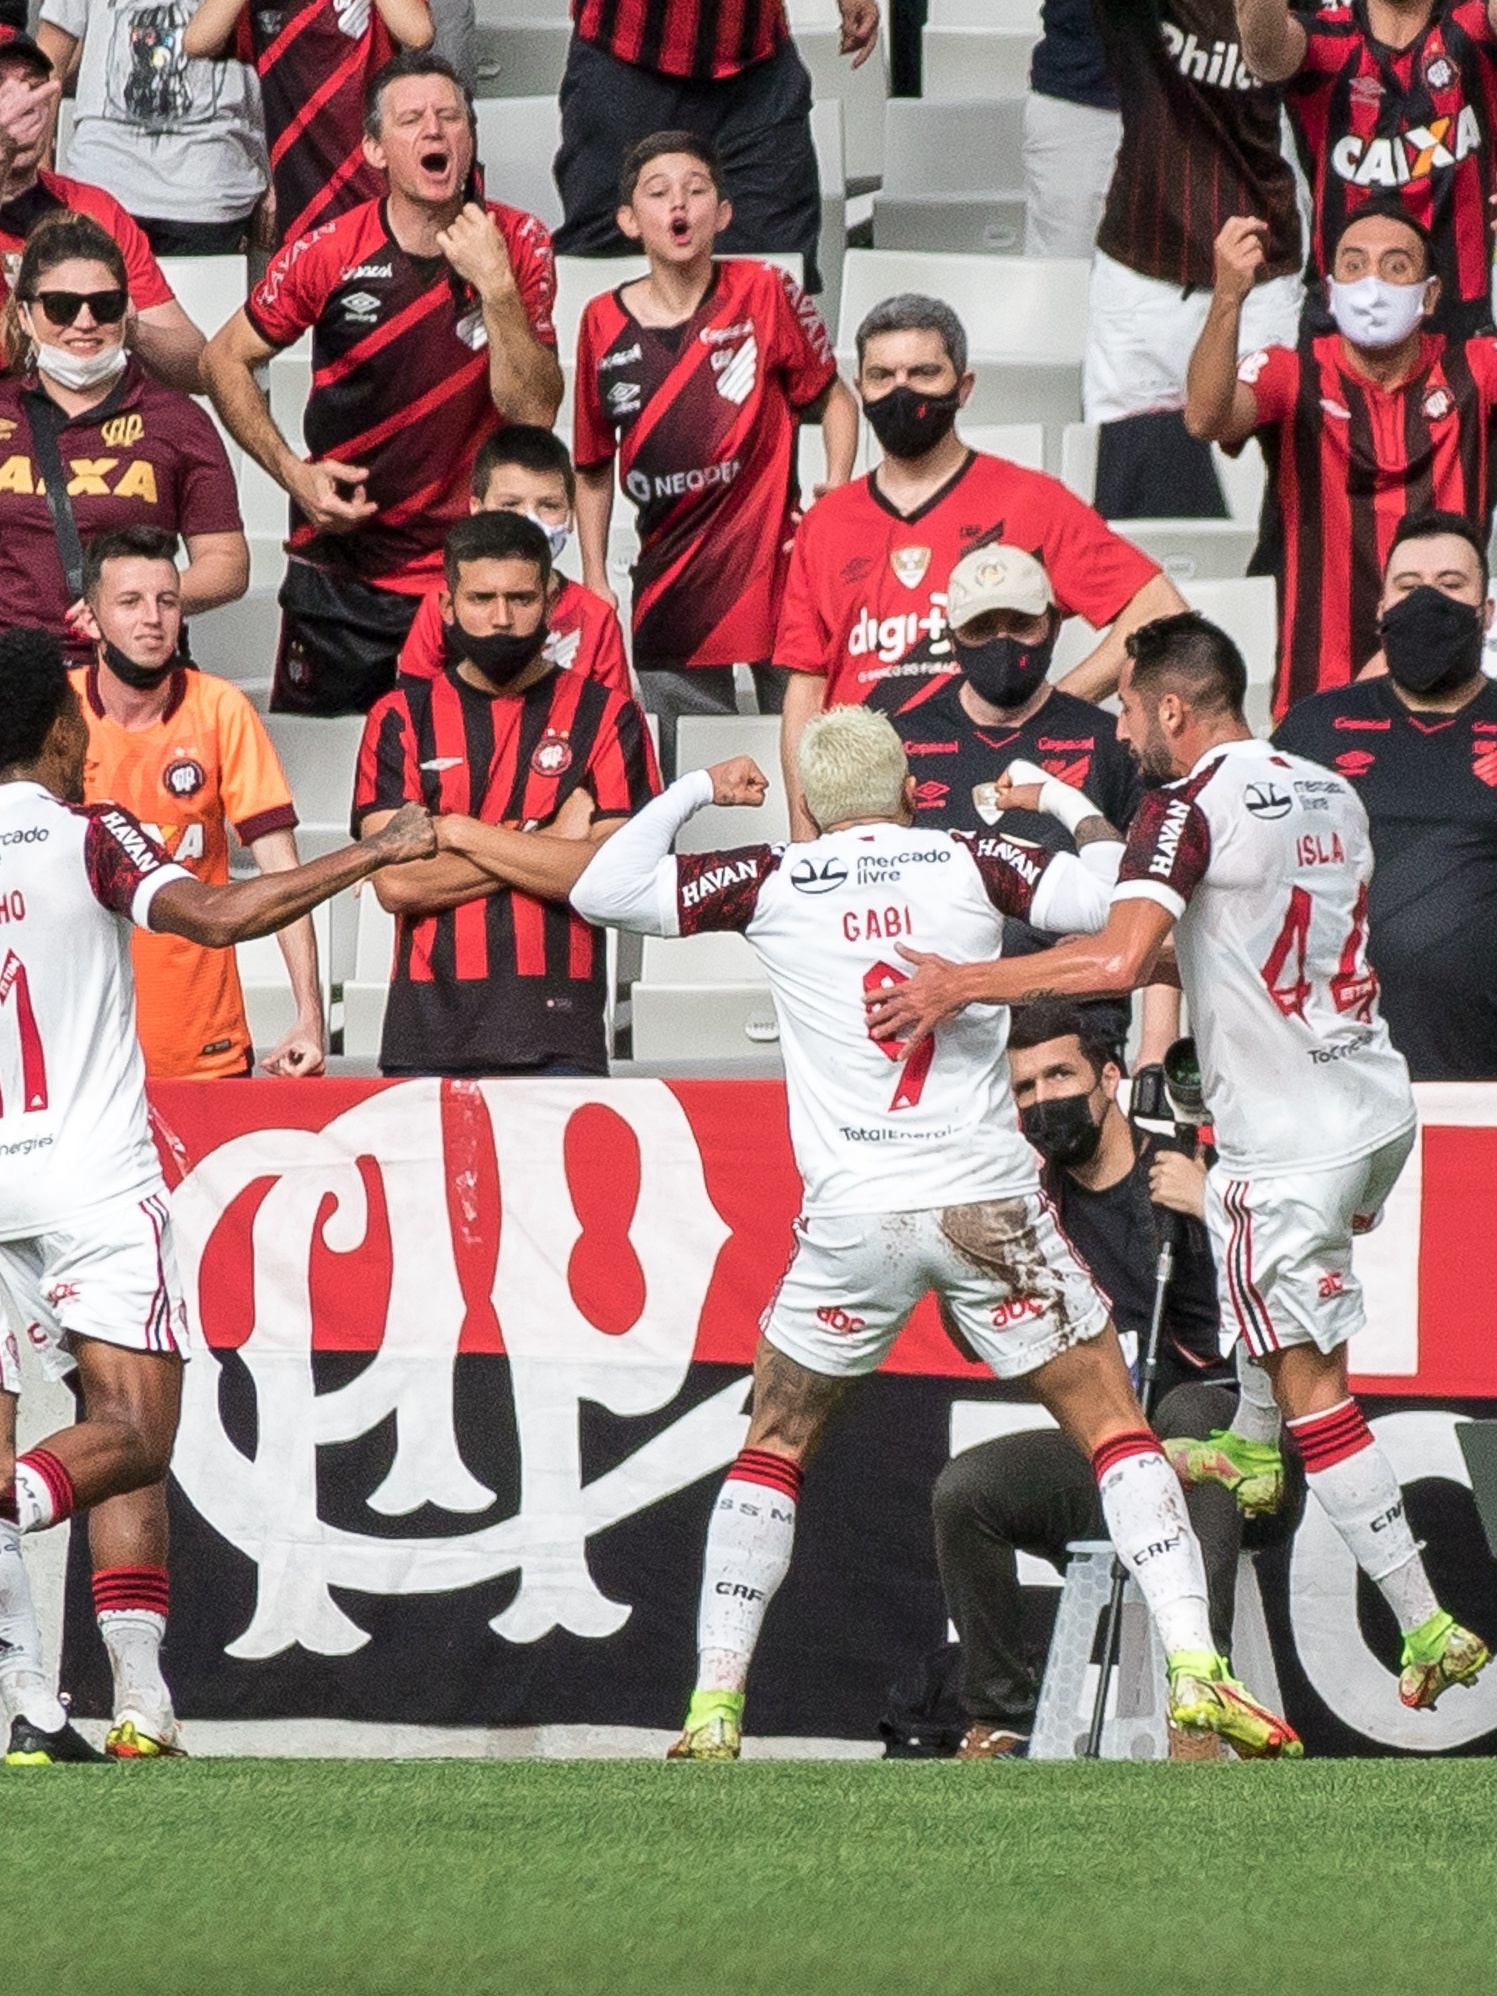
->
[26,288,129,328]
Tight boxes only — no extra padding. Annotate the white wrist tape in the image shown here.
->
[1004,757,1103,837]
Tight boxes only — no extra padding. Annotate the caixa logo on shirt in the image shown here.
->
[1331,107,1481,187]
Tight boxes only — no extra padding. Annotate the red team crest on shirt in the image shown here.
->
[532,735,574,777]
[1423,385,1456,421]
[889,545,931,589]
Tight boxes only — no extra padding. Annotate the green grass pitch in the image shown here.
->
[8,1759,1497,1994]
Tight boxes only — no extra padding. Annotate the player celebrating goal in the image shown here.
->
[572,704,1301,1761]
[869,613,1490,1715]
[0,627,434,1764]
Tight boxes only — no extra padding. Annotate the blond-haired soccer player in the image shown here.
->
[573,704,1300,1761]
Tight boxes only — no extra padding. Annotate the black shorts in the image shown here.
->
[273,559,421,717]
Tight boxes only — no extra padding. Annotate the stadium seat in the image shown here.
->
[1114,519,1257,583]
[962,423,1046,469]
[1050,574,1278,733]
[810,98,847,331]
[342,886,396,1060]
[236,897,332,1053]
[156,255,249,345]
[474,96,563,230]
[262,713,365,833]
[53,99,74,171]
[785,0,889,186]
[920,0,1041,101]
[674,715,788,850]
[872,99,1026,256]
[631,931,778,1063]
[472,17,571,96]
[188,583,281,707]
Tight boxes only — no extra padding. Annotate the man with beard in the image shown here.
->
[774,293,1184,838]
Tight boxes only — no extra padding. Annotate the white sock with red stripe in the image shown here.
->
[93,1566,172,1726]
[1288,1399,1439,1633]
[12,1449,74,1534]
[1228,1341,1282,1445]
[1092,1430,1215,1660]
[694,1449,802,1694]
[0,1515,68,1733]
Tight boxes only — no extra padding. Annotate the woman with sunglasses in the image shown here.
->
[0,212,247,653]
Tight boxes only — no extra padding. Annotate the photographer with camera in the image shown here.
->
[931,1002,1299,1759]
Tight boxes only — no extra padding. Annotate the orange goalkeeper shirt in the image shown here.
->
[74,665,298,1078]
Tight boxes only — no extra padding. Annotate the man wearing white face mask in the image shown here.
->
[1185,204,1497,716]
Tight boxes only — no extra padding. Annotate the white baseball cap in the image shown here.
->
[946,544,1054,629]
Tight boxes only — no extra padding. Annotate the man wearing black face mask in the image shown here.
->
[898,543,1149,1060]
[931,1001,1301,1758]
[1274,511,1497,1082]
[354,509,659,1077]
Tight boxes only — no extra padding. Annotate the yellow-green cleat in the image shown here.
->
[1167,1651,1303,1760]
[666,1689,743,1760]
[1164,1431,1285,1517]
[1399,1612,1491,1710]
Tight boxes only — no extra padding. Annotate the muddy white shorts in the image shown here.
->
[0,1188,188,1383]
[762,1195,1112,1381]
[1205,1130,1415,1360]
[1,1314,18,1395]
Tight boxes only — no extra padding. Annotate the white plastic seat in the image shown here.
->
[342,887,396,1059]
[631,933,777,1062]
[156,254,248,344]
[873,100,1027,255]
[1051,574,1279,733]
[810,97,847,329]
[474,96,563,230]
[922,26,1039,100]
[786,23,888,185]
[262,713,366,829]
[1114,520,1257,584]
[674,715,789,850]
[836,251,1090,362]
[188,583,281,696]
[236,899,331,1052]
[471,19,571,96]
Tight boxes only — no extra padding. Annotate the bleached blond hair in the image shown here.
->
[798,704,909,832]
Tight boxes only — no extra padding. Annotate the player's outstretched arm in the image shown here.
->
[865,897,1176,1046]
[151,806,437,948]
[572,759,768,933]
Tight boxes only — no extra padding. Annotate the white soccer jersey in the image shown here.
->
[575,772,1119,1214]
[0,781,189,1240]
[1113,738,1414,1178]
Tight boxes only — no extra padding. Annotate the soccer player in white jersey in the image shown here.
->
[0,627,435,1765]
[870,612,1490,1715]
[572,703,1301,1761]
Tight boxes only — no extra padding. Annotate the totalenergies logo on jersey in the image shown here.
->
[849,593,949,666]
[1160,23,1260,90]
[1331,107,1481,187]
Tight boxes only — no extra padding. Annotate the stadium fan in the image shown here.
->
[573,131,856,775]
[933,1001,1303,1760]
[399,426,631,697]
[1081,0,1302,519]
[202,51,562,718]
[0,213,247,653]
[1023,0,1121,259]
[353,511,658,1080]
[0,24,207,389]
[184,0,432,251]
[0,624,435,1766]
[552,0,879,289]
[1238,0,1497,341]
[1274,512,1497,1082]
[775,292,1183,835]
[870,612,1493,1718]
[1185,207,1497,714]
[573,706,1302,1763]
[35,0,269,259]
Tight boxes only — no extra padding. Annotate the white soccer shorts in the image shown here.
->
[0,1188,189,1382]
[1082,248,1303,425]
[762,1196,1111,1381]
[1204,1130,1415,1360]
[1,1316,18,1396]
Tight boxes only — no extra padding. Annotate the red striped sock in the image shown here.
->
[15,1448,74,1529]
[1091,1428,1162,1483]
[727,1448,804,1501]
[92,1565,170,1620]
[1287,1398,1372,1474]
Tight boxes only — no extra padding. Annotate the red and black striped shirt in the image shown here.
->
[572,0,786,80]
[574,259,836,670]
[247,196,557,590]
[236,0,409,249]
[1289,0,1497,332]
[1097,0,1302,288]
[1240,329,1497,713]
[354,663,659,1072]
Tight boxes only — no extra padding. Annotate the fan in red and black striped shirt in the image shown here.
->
[353,513,659,1076]
[184,0,433,249]
[1184,206,1497,713]
[1240,0,1497,337]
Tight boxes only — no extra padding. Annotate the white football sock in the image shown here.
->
[1228,1343,1282,1445]
[1289,1399,1439,1633]
[1093,1431,1215,1659]
[695,1450,801,1694]
[0,1518,67,1732]
[98,1612,172,1722]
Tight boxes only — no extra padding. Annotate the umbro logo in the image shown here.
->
[342,291,382,323]
[608,380,641,414]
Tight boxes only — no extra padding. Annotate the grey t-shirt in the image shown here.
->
[44,0,269,224]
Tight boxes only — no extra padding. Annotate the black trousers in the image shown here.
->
[135,213,254,258]
[932,1380,1239,1731]
[553,37,823,291]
